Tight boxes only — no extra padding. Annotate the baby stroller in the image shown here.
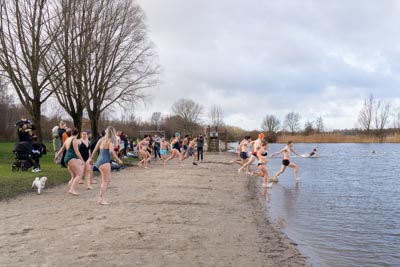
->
[12,141,45,172]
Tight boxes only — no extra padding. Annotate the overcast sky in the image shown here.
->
[135,0,400,130]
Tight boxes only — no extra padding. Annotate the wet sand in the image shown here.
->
[0,153,308,266]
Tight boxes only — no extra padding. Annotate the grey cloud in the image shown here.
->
[137,0,400,130]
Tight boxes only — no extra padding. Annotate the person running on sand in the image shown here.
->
[183,136,198,165]
[90,126,123,205]
[229,136,250,164]
[239,133,265,174]
[237,136,252,172]
[181,135,189,157]
[138,136,151,168]
[270,141,303,181]
[251,142,272,188]
[165,133,183,166]
[159,137,169,164]
[54,128,85,196]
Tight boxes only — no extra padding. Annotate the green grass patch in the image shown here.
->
[0,142,139,201]
[0,142,70,201]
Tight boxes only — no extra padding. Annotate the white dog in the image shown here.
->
[32,176,47,194]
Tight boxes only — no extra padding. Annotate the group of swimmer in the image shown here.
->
[53,124,318,203]
[135,132,205,167]
[54,126,122,205]
[232,133,318,188]
[54,129,205,204]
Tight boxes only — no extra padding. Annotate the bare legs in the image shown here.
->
[165,149,183,166]
[238,156,255,174]
[98,163,111,205]
[138,150,149,168]
[84,161,93,189]
[67,159,84,195]
[274,163,300,181]
[252,165,272,188]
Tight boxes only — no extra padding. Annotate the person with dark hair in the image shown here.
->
[120,132,128,157]
[79,130,95,190]
[251,142,272,188]
[229,136,251,164]
[197,134,205,161]
[16,116,35,143]
[31,136,44,172]
[159,137,169,164]
[239,133,265,174]
[182,136,198,165]
[153,134,161,159]
[270,141,304,182]
[15,116,33,128]
[17,122,33,142]
[308,147,319,157]
[57,122,67,166]
[165,132,183,166]
[54,128,85,196]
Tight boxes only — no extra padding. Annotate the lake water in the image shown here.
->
[232,142,400,267]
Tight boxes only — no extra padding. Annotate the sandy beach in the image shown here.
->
[0,153,308,266]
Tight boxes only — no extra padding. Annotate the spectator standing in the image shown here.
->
[154,134,161,159]
[120,132,128,157]
[60,127,70,167]
[58,121,67,166]
[197,134,205,161]
[16,116,35,143]
[52,125,61,153]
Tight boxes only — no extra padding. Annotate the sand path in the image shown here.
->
[0,154,307,266]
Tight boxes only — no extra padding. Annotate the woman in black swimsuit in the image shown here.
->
[308,148,318,157]
[251,141,272,188]
[165,133,183,166]
[79,131,95,189]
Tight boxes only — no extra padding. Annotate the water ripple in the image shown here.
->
[264,143,400,267]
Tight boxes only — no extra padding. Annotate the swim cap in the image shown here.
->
[258,133,265,139]
[175,132,180,137]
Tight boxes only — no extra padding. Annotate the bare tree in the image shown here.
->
[45,0,89,132]
[373,100,390,140]
[284,112,301,134]
[172,99,203,134]
[0,0,60,141]
[80,0,158,139]
[261,114,280,133]
[304,121,314,135]
[393,108,400,130]
[358,94,374,134]
[150,112,163,130]
[315,116,324,133]
[0,79,17,140]
[209,105,224,128]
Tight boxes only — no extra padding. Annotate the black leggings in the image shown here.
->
[154,146,161,158]
[197,147,203,160]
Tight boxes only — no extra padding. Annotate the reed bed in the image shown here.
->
[276,133,400,143]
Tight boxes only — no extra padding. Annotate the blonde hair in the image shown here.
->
[103,126,117,146]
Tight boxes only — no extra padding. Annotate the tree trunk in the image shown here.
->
[88,111,100,142]
[71,113,83,134]
[31,98,43,143]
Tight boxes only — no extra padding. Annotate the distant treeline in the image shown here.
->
[276,132,400,143]
[2,100,400,143]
